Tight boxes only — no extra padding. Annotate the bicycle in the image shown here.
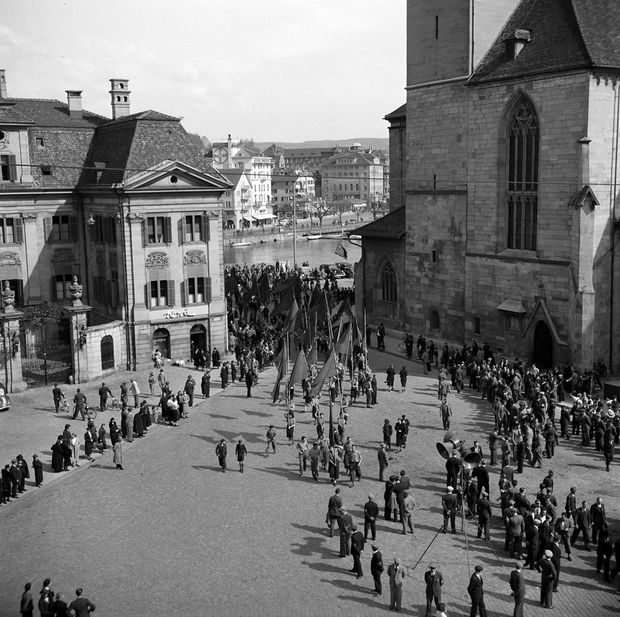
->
[58,398,70,414]
[102,397,121,411]
[85,406,97,421]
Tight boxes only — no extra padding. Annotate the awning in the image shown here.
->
[253,213,276,221]
[497,299,526,314]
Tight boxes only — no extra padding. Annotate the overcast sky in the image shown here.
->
[0,0,406,143]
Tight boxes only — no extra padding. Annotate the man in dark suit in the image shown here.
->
[590,497,607,544]
[68,587,96,617]
[565,486,577,520]
[473,462,490,499]
[445,452,461,489]
[477,492,492,540]
[550,536,562,591]
[571,500,591,550]
[524,518,541,569]
[338,507,353,557]
[378,444,388,481]
[364,494,379,541]
[327,488,342,537]
[467,565,487,617]
[350,524,365,578]
[370,544,384,595]
[424,564,443,616]
[442,486,458,534]
[509,562,525,617]
[535,550,557,608]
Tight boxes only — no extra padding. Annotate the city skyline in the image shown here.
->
[0,0,406,142]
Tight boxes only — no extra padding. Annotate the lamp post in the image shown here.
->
[292,180,297,269]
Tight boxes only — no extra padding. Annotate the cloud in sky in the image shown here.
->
[1,0,406,141]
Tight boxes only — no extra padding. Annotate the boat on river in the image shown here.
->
[306,234,323,240]
[230,240,252,247]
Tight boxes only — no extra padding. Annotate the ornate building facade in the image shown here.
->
[0,71,230,388]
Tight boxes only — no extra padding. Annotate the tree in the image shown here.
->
[307,199,331,227]
[187,133,210,155]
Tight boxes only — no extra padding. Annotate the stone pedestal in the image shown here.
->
[65,303,92,384]
[0,309,27,393]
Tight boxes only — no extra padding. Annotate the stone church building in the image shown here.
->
[357,0,620,371]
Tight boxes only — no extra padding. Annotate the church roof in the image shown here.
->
[352,206,406,239]
[469,0,620,85]
[384,103,406,121]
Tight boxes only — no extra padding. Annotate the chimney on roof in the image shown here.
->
[0,70,7,98]
[109,78,131,119]
[66,90,83,119]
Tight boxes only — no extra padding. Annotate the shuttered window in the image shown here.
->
[146,216,172,244]
[0,217,22,243]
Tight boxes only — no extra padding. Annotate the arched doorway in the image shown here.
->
[190,324,207,361]
[101,335,114,370]
[153,328,170,359]
[532,321,553,368]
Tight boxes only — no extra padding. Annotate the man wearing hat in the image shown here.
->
[370,544,384,596]
[442,486,457,534]
[424,564,443,616]
[350,524,365,578]
[550,535,562,591]
[535,550,557,608]
[509,562,525,617]
[467,565,487,617]
[327,488,342,537]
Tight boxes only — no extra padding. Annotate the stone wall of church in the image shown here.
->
[404,193,466,341]
[587,75,620,370]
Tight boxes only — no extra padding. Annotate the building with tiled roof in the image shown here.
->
[319,145,385,206]
[359,0,620,371]
[0,71,231,389]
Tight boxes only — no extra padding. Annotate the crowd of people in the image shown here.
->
[21,579,95,617]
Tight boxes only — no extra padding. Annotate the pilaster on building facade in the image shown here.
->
[0,71,231,389]
[358,0,620,371]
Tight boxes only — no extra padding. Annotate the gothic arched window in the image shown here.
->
[507,98,539,250]
[381,262,397,304]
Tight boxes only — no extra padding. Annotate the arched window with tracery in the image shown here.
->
[381,261,397,304]
[507,97,539,250]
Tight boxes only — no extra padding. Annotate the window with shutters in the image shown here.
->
[146,216,172,244]
[0,217,23,244]
[150,280,170,307]
[506,97,539,251]
[50,215,77,242]
[185,215,203,242]
[103,217,117,244]
[186,277,204,303]
[0,155,17,182]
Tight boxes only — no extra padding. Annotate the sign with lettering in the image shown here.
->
[162,308,195,319]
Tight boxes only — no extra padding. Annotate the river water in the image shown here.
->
[223,235,361,268]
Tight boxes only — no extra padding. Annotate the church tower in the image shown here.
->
[403,0,519,339]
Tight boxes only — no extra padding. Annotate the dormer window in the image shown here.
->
[506,29,531,59]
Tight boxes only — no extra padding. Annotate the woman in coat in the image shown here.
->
[113,439,123,470]
[51,437,64,473]
[109,418,120,446]
[32,454,43,486]
[84,429,95,462]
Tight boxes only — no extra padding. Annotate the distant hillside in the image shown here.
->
[254,137,389,151]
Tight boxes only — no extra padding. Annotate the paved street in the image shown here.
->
[0,336,619,616]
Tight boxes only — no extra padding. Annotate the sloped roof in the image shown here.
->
[99,110,179,125]
[321,149,381,167]
[0,98,107,127]
[83,116,226,185]
[352,206,406,239]
[469,0,620,85]
[384,103,406,121]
